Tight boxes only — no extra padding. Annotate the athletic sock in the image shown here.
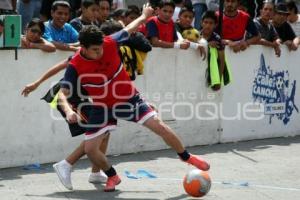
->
[177,150,191,161]
[104,166,117,177]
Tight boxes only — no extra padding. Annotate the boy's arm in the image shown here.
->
[21,59,68,97]
[58,88,79,123]
[30,38,56,52]
[52,41,79,51]
[255,38,277,48]
[150,37,176,48]
[123,4,154,35]
[57,65,80,123]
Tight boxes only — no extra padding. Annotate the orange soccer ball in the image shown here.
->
[183,169,211,197]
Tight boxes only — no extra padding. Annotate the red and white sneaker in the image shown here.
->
[104,175,121,192]
[185,154,210,171]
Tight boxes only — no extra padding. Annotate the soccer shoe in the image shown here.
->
[88,171,108,183]
[185,154,210,171]
[104,175,121,192]
[53,161,73,190]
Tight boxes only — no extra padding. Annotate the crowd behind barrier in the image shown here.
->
[0,45,300,169]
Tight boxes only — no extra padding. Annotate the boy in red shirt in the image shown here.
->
[146,0,189,49]
[58,4,210,192]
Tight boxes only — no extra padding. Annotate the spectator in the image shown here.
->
[110,8,126,22]
[175,7,206,59]
[97,0,111,25]
[253,2,281,57]
[146,0,189,49]
[272,3,299,51]
[112,0,126,10]
[0,0,16,14]
[287,0,300,36]
[217,0,260,53]
[201,11,228,91]
[17,0,41,33]
[119,6,140,27]
[40,0,81,21]
[175,7,195,34]
[43,1,79,51]
[70,0,99,32]
[192,0,207,30]
[172,0,184,22]
[21,18,56,52]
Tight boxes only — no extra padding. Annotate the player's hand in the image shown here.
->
[142,3,154,19]
[66,110,80,124]
[21,82,39,97]
[180,41,190,49]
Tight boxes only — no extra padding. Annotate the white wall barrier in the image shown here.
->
[0,46,299,168]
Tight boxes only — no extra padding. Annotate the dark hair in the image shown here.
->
[112,8,126,18]
[0,19,3,27]
[51,1,71,12]
[27,18,45,34]
[125,5,141,17]
[99,20,123,35]
[287,1,298,14]
[81,0,98,8]
[179,6,194,16]
[202,11,218,23]
[158,0,176,9]
[98,0,112,8]
[173,0,183,4]
[262,1,274,9]
[79,25,104,48]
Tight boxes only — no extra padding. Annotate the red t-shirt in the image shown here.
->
[216,10,250,41]
[63,32,137,108]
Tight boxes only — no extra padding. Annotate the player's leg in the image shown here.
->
[88,132,110,183]
[120,94,210,171]
[84,132,121,192]
[143,116,210,171]
[53,133,109,189]
[53,141,85,190]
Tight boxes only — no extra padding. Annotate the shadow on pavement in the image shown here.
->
[1,135,299,182]
[25,190,161,200]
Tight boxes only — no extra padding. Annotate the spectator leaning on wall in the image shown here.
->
[201,11,231,91]
[217,0,260,53]
[287,0,300,36]
[21,18,56,52]
[43,1,79,51]
[253,1,281,57]
[272,2,299,51]
[174,6,206,58]
[146,0,190,49]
